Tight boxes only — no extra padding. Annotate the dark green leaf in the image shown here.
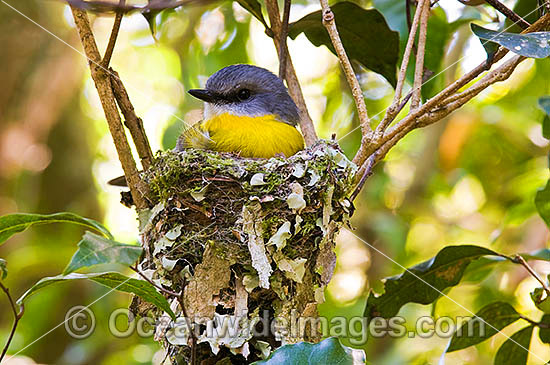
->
[535,180,550,228]
[494,326,534,365]
[471,24,550,59]
[252,337,357,365]
[17,272,175,319]
[235,0,268,28]
[539,314,550,343]
[0,259,6,280]
[0,212,113,245]
[364,245,500,322]
[288,2,398,87]
[63,232,143,275]
[447,302,521,352]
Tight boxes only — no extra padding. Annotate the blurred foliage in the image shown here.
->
[0,0,549,363]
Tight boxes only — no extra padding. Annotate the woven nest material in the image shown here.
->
[133,140,357,363]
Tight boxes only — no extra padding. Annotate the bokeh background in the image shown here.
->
[0,0,549,363]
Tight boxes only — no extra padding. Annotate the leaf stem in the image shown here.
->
[511,254,550,297]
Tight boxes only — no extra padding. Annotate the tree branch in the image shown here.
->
[70,7,149,209]
[0,282,24,362]
[101,0,125,67]
[265,0,318,146]
[278,0,291,80]
[110,70,154,170]
[410,0,429,110]
[511,254,550,297]
[484,0,530,29]
[376,0,424,134]
[319,0,372,142]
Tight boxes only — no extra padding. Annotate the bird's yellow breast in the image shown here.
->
[201,113,304,158]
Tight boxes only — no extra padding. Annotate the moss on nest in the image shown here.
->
[135,140,356,363]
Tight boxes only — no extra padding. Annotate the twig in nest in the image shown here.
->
[130,266,197,364]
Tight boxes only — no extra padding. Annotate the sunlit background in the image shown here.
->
[0,0,549,363]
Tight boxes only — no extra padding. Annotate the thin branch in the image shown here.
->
[0,282,24,362]
[319,0,372,142]
[353,11,550,170]
[511,254,550,297]
[278,0,291,80]
[380,12,550,155]
[130,265,180,297]
[102,0,125,67]
[70,7,149,209]
[110,69,154,170]
[376,0,424,134]
[410,0,429,110]
[265,0,318,146]
[484,0,531,29]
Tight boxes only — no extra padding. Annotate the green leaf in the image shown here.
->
[446,302,521,352]
[17,272,175,319]
[0,212,113,245]
[252,337,359,365]
[235,0,268,29]
[288,2,398,87]
[63,232,143,275]
[538,314,550,344]
[364,245,500,321]
[0,259,6,280]
[494,326,534,365]
[530,287,550,313]
[535,180,550,228]
[471,24,550,59]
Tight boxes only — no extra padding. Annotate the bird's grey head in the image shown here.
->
[188,64,300,126]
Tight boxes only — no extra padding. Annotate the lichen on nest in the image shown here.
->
[135,140,357,362]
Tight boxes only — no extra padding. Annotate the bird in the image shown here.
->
[109,64,304,186]
[176,64,305,158]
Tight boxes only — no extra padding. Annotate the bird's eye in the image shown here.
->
[237,89,251,101]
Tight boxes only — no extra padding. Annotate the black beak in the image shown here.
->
[188,89,218,103]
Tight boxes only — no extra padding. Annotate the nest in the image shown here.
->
[133,140,356,364]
